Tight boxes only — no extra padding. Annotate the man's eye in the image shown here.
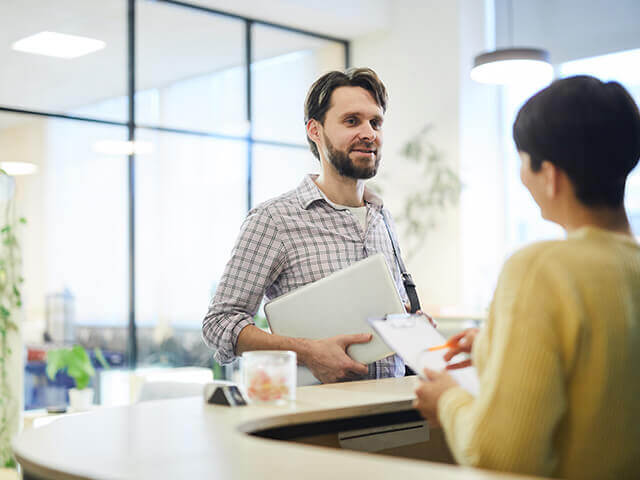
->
[345,118,357,125]
[371,120,380,129]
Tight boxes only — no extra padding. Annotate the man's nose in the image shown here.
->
[357,122,377,142]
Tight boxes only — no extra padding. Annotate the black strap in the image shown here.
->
[380,210,421,314]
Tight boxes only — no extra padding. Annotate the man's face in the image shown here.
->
[318,86,384,179]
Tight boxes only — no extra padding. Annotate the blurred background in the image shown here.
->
[1,0,638,411]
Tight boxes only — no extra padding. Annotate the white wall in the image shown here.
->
[353,0,640,312]
[0,118,47,341]
[352,0,464,309]
[458,0,505,312]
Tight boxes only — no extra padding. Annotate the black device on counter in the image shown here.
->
[205,384,247,406]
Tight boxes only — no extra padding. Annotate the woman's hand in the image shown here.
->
[413,368,459,426]
[443,328,479,370]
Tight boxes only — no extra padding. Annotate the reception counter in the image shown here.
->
[14,376,543,480]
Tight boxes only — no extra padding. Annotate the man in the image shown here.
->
[414,76,640,479]
[202,68,409,383]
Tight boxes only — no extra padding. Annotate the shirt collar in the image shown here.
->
[296,174,384,210]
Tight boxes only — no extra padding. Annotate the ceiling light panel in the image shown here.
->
[12,31,106,59]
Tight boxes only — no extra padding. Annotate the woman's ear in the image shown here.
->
[541,160,559,198]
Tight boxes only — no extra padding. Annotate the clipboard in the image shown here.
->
[369,314,479,395]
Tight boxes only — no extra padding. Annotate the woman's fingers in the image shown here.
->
[443,347,463,361]
[445,359,472,370]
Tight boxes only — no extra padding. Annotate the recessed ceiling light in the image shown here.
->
[12,31,106,59]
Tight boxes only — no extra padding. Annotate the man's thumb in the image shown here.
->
[347,333,373,345]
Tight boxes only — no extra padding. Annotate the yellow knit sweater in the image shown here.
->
[438,227,640,479]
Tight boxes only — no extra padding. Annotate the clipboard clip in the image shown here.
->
[385,313,418,329]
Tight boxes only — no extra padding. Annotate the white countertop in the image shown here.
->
[14,376,542,480]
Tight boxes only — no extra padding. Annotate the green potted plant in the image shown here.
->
[0,170,25,469]
[46,345,108,411]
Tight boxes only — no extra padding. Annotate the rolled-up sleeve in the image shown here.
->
[202,207,287,364]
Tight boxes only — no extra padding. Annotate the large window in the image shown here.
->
[560,49,640,238]
[504,48,640,253]
[462,48,640,315]
[1,0,348,406]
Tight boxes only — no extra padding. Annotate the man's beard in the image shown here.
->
[323,133,381,180]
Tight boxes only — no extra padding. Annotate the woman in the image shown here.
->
[413,75,640,479]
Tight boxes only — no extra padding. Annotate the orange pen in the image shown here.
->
[427,338,458,352]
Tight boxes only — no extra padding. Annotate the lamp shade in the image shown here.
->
[471,48,553,85]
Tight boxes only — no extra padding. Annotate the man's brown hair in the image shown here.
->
[304,67,388,159]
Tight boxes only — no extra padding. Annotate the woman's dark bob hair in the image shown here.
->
[513,75,640,207]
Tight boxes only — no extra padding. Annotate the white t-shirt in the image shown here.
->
[343,205,367,230]
[327,200,367,230]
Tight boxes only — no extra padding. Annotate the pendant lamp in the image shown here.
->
[471,48,553,85]
[471,0,553,85]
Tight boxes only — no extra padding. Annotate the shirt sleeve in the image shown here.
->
[202,207,287,364]
[437,250,568,476]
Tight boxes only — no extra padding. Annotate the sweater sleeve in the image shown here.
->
[437,248,568,477]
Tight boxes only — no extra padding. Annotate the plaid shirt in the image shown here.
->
[202,174,408,379]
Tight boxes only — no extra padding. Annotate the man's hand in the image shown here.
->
[443,327,479,370]
[413,368,459,427]
[417,310,438,329]
[404,303,438,329]
[299,334,372,383]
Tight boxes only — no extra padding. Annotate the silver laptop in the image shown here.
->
[264,253,406,365]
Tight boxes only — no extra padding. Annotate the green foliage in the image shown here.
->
[253,314,269,331]
[93,347,110,369]
[396,125,462,259]
[211,358,224,380]
[46,345,103,390]
[0,172,23,469]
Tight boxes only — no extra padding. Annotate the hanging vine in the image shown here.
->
[0,171,24,469]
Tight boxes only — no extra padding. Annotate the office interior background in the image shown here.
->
[2,0,639,408]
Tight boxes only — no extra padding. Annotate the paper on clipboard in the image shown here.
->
[369,314,479,396]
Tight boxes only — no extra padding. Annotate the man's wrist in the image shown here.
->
[287,337,311,365]
[238,325,311,365]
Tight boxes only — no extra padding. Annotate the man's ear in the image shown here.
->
[306,118,321,145]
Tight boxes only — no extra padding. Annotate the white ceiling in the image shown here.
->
[188,0,392,40]
[0,0,390,121]
[496,0,640,63]
[2,0,639,126]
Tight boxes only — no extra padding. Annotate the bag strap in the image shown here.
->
[380,209,421,313]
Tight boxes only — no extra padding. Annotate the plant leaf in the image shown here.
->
[94,348,110,369]
[46,349,68,380]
